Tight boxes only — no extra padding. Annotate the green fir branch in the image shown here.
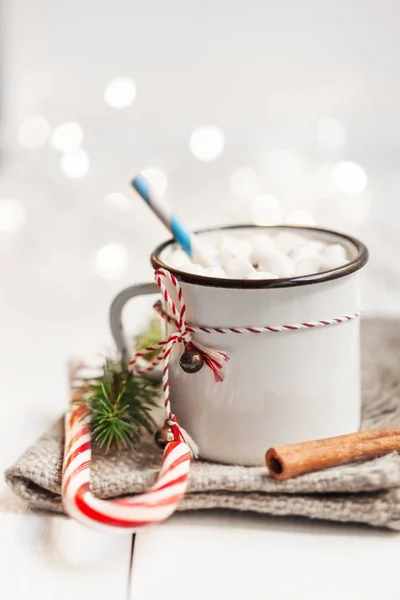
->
[75,359,160,452]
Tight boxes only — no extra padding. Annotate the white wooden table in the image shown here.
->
[2,294,400,600]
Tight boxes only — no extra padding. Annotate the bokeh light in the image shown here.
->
[104,192,131,210]
[285,209,316,226]
[251,193,283,225]
[141,167,168,197]
[331,161,367,194]
[230,167,262,197]
[264,149,303,179]
[17,116,50,149]
[94,243,128,279]
[104,76,137,109]
[0,198,26,232]
[189,125,225,161]
[51,121,83,152]
[60,149,90,178]
[338,194,371,225]
[317,118,347,149]
[314,163,336,199]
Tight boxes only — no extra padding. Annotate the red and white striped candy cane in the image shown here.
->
[62,268,360,533]
[62,398,192,533]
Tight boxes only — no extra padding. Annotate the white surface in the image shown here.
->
[132,512,400,600]
[0,511,132,600]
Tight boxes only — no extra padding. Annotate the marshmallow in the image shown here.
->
[289,242,324,264]
[249,235,276,265]
[180,263,207,276]
[319,257,346,271]
[259,251,294,277]
[224,257,257,278]
[218,236,253,261]
[322,243,348,263]
[163,232,349,280]
[319,244,349,271]
[248,271,278,280]
[308,240,325,254]
[164,248,193,269]
[274,232,305,254]
[206,265,228,278]
[296,257,323,276]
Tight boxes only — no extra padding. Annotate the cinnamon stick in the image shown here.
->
[265,427,400,480]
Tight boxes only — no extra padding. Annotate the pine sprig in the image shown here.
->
[75,360,160,452]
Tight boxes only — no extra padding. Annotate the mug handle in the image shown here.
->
[109,282,159,368]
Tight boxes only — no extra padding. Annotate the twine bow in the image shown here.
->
[152,302,229,383]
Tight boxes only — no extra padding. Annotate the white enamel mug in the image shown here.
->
[110,225,368,466]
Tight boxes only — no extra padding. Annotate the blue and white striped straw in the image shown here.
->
[132,175,214,267]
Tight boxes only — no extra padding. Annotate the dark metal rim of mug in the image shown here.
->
[150,224,369,289]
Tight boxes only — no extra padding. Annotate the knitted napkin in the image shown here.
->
[5,319,400,530]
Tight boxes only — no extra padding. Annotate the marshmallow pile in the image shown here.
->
[163,231,350,280]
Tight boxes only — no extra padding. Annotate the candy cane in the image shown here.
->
[62,401,191,533]
[62,269,360,533]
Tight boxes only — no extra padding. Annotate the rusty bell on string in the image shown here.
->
[155,420,175,449]
[179,343,204,374]
[155,345,204,449]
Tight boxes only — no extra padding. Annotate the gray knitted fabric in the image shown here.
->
[5,319,400,530]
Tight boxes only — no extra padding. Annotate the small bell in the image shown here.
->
[155,420,175,449]
[179,346,204,374]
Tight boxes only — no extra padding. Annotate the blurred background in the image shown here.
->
[1,0,400,407]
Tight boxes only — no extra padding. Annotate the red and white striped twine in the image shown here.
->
[62,268,360,533]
